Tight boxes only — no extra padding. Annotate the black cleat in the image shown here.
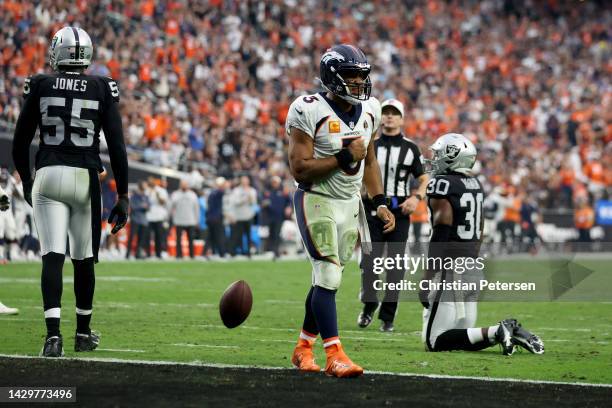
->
[511,323,544,354]
[496,319,517,356]
[357,312,373,328]
[40,335,64,357]
[75,331,100,352]
[380,321,394,333]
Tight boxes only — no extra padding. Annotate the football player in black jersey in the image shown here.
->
[12,26,129,357]
[420,133,544,355]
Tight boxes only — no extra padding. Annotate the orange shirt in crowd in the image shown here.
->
[559,168,575,187]
[583,161,604,184]
[139,63,152,83]
[410,200,429,223]
[144,114,170,140]
[503,197,522,223]
[574,207,595,229]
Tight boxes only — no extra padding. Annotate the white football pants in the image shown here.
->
[422,270,479,351]
[32,165,93,260]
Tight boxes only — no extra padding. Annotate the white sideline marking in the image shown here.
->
[170,343,239,349]
[0,354,611,388]
[97,348,146,353]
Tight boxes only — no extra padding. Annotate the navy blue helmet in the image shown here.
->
[319,44,371,105]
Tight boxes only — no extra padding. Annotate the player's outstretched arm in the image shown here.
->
[363,138,395,233]
[288,126,344,183]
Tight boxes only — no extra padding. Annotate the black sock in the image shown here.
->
[434,329,491,351]
[42,252,65,337]
[302,286,319,336]
[311,286,338,341]
[73,257,95,335]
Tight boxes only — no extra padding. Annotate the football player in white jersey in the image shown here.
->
[287,44,395,377]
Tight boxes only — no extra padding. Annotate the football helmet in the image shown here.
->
[49,27,93,71]
[319,44,371,105]
[427,133,477,175]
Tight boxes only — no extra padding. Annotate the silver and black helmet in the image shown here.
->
[49,26,93,71]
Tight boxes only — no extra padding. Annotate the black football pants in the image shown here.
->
[360,210,410,323]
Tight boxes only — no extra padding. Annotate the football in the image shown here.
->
[219,280,253,328]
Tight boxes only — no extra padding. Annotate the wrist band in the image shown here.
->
[373,194,386,208]
[334,149,353,171]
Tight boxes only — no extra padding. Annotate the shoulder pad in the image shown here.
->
[99,76,120,103]
[22,74,46,98]
[285,94,323,138]
[426,175,456,198]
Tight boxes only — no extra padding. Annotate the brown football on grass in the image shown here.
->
[219,280,253,328]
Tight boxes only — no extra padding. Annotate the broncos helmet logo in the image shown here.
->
[321,50,345,65]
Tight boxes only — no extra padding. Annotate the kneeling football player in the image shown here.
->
[286,45,395,377]
[420,133,544,355]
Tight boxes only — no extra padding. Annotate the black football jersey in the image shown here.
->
[21,72,120,172]
[426,172,484,246]
[13,71,128,195]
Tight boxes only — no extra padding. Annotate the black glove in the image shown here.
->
[108,195,129,234]
[23,179,33,207]
[0,194,9,211]
[419,287,430,309]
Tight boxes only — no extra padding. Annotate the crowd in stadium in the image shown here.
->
[0,0,610,260]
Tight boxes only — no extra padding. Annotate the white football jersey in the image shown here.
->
[286,93,381,199]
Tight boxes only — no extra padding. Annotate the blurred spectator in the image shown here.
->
[574,197,595,244]
[170,180,199,259]
[146,177,169,258]
[230,176,257,257]
[519,193,540,253]
[206,177,227,257]
[260,176,291,259]
[126,181,150,259]
[198,189,207,242]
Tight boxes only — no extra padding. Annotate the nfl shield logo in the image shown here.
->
[349,121,355,129]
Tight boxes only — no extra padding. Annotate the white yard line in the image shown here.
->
[0,354,610,388]
[170,343,239,349]
[97,348,146,353]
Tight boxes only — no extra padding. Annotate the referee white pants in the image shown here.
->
[32,165,93,260]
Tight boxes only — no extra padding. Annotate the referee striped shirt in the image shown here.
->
[375,133,425,199]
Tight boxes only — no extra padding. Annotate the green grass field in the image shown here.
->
[1,259,611,384]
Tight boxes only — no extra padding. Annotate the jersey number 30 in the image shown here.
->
[40,97,99,147]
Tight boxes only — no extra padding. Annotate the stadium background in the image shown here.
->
[0,0,611,261]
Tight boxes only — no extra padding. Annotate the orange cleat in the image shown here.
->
[291,339,321,372]
[324,343,364,378]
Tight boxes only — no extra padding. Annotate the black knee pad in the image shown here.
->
[41,252,66,310]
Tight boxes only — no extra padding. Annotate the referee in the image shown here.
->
[358,99,429,332]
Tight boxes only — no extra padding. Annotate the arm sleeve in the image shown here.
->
[12,77,40,182]
[285,97,316,138]
[101,101,129,195]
